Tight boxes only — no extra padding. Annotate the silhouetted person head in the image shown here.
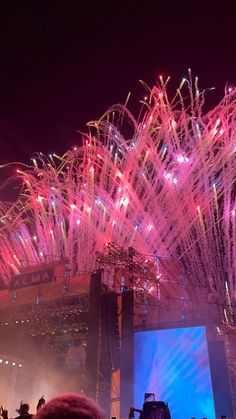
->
[20,405,29,415]
[36,393,104,419]
[15,403,32,419]
[18,404,30,415]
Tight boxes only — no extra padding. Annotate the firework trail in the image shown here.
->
[0,72,235,308]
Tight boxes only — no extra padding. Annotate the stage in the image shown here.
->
[0,248,235,419]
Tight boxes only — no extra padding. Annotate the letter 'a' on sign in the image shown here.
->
[10,268,54,290]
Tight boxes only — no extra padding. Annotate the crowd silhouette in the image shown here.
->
[0,394,104,419]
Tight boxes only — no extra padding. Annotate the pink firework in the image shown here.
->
[0,74,235,307]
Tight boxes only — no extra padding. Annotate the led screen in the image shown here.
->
[134,326,215,419]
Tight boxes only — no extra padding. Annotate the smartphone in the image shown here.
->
[144,393,155,402]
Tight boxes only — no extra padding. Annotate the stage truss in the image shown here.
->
[0,294,89,355]
[96,242,236,392]
[96,242,235,327]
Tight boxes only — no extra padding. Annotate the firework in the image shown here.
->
[0,72,235,309]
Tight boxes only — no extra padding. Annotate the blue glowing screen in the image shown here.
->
[134,326,215,419]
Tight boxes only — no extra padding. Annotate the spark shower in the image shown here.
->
[0,73,235,312]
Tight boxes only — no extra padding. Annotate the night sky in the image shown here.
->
[0,1,236,164]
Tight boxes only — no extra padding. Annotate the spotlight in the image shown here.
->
[5,360,9,364]
[19,364,22,368]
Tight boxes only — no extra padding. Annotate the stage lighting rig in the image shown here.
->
[95,242,158,291]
